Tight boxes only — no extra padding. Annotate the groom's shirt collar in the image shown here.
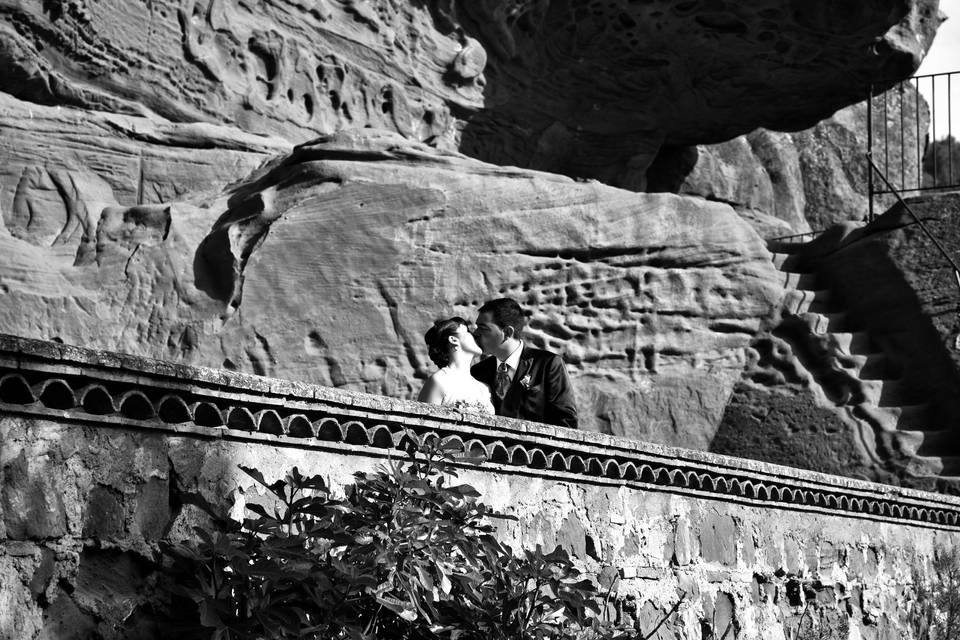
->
[498,341,524,381]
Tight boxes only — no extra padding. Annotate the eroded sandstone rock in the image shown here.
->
[0,0,941,186]
[0,127,782,447]
[678,88,931,236]
[727,195,960,488]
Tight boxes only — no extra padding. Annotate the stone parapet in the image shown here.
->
[3,333,960,639]
[1,332,958,531]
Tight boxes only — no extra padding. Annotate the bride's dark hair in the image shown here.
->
[424,317,468,367]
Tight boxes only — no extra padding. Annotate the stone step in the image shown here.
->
[835,352,898,380]
[782,271,819,291]
[798,311,851,334]
[894,403,936,429]
[941,456,960,476]
[906,455,960,478]
[825,331,873,355]
[783,288,832,315]
[855,402,931,432]
[893,429,960,457]
[858,379,924,407]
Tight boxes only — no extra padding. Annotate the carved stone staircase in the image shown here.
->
[769,238,960,480]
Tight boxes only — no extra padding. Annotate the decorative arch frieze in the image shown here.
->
[1,333,959,530]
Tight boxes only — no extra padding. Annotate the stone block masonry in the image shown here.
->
[1,333,959,639]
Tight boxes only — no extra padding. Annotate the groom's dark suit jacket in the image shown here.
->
[471,345,578,429]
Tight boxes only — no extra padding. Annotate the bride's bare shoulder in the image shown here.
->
[417,369,451,403]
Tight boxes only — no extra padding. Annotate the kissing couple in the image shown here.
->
[417,298,578,429]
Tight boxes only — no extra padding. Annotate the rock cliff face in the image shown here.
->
[676,87,930,237]
[0,121,782,447]
[0,0,951,480]
[713,195,960,492]
[0,0,942,186]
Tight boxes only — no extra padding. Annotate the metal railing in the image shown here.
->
[767,229,823,244]
[865,153,960,296]
[867,71,960,220]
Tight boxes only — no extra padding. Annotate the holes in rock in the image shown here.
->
[248,37,279,100]
[381,88,393,114]
[695,14,747,35]
[641,346,656,371]
[514,11,536,33]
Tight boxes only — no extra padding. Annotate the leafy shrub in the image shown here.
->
[163,438,636,640]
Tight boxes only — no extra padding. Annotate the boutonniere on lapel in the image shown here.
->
[519,374,533,390]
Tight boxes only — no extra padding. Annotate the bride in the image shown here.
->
[418,317,494,414]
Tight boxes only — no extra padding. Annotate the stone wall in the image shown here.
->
[2,334,959,640]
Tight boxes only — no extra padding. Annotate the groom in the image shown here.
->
[470,298,578,429]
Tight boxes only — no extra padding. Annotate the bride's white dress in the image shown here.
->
[433,367,495,414]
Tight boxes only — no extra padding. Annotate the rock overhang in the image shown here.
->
[0,0,942,186]
[451,0,943,184]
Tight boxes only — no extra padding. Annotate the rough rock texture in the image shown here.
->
[0,0,472,147]
[0,124,781,448]
[872,193,960,377]
[2,414,959,639]
[712,383,878,482]
[810,194,960,442]
[0,91,290,267]
[0,94,290,202]
[720,194,960,490]
[457,0,942,188]
[0,0,951,480]
[677,88,931,237]
[0,0,942,185]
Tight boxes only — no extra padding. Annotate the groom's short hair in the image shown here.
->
[478,298,526,335]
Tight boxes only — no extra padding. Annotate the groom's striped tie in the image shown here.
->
[495,362,510,400]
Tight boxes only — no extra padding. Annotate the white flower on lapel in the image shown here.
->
[519,374,533,389]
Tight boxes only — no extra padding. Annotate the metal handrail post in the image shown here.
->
[867,84,874,222]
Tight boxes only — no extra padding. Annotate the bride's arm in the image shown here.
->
[417,374,445,404]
